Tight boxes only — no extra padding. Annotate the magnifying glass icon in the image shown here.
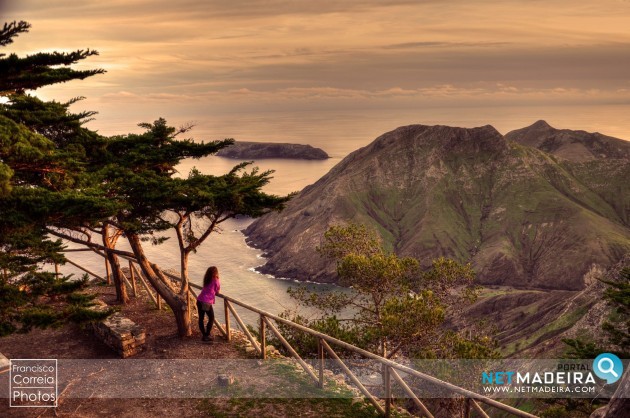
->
[598,358,619,377]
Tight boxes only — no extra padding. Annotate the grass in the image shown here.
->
[502,305,591,356]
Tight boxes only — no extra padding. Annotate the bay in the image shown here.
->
[57,104,630,325]
[57,157,340,326]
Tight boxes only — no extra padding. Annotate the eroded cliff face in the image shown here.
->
[245,123,630,290]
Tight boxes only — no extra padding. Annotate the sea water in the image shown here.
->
[57,156,342,326]
[57,104,630,325]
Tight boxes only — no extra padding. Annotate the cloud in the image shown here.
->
[96,84,630,106]
[4,0,630,137]
[382,41,512,49]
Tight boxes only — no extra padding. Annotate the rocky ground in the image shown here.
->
[0,283,383,417]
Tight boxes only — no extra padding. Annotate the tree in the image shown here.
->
[90,119,288,337]
[167,164,290,318]
[0,21,104,95]
[1,20,288,339]
[282,223,496,360]
[0,21,112,334]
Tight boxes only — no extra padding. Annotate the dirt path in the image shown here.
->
[0,284,381,417]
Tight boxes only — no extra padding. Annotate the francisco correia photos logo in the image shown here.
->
[9,359,58,407]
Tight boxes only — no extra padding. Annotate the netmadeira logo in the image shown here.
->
[481,354,625,396]
[482,368,596,386]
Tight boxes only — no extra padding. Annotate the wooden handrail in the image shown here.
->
[64,258,106,282]
[471,399,491,418]
[263,316,319,384]
[64,253,538,418]
[226,299,261,354]
[321,339,385,414]
[390,367,434,418]
[216,291,535,416]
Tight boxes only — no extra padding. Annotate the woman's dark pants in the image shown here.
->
[197,300,214,337]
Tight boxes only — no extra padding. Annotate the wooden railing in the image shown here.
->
[61,254,539,418]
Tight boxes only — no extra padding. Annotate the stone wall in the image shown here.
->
[91,300,146,358]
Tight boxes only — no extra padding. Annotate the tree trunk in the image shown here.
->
[102,226,129,304]
[127,232,192,337]
[107,251,129,304]
[179,250,192,334]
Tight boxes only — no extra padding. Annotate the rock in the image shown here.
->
[90,300,146,358]
[0,352,9,372]
[216,141,329,160]
[506,120,630,162]
[218,374,234,386]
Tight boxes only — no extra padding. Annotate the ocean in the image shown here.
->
[58,105,630,325]
[57,155,342,326]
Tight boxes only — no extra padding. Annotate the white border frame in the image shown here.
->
[9,358,58,408]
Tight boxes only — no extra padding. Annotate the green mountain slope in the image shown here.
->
[506,120,630,162]
[246,124,630,290]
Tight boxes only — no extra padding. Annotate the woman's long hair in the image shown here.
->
[203,266,219,287]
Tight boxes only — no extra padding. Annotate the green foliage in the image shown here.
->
[319,223,382,261]
[0,19,288,338]
[0,21,105,94]
[538,398,601,418]
[0,20,112,336]
[0,273,111,336]
[283,223,497,360]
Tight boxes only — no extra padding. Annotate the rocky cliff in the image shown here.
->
[506,120,630,162]
[245,124,630,290]
[216,141,329,160]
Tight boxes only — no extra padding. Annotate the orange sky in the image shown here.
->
[3,0,630,143]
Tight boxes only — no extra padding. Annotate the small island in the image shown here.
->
[216,141,330,160]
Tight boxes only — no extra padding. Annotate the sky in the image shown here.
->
[2,0,630,149]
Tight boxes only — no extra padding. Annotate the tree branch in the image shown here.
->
[47,228,135,258]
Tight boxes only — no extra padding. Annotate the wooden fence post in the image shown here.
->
[318,338,325,389]
[260,314,266,359]
[224,299,231,342]
[105,259,111,285]
[129,260,137,297]
[384,365,391,417]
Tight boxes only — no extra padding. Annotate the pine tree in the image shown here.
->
[0,21,104,95]
[1,20,289,339]
[89,119,288,336]
[0,21,112,334]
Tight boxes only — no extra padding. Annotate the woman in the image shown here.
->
[197,266,220,342]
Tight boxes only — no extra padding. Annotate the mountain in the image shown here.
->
[245,124,630,290]
[216,141,329,160]
[507,121,630,225]
[506,120,630,162]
